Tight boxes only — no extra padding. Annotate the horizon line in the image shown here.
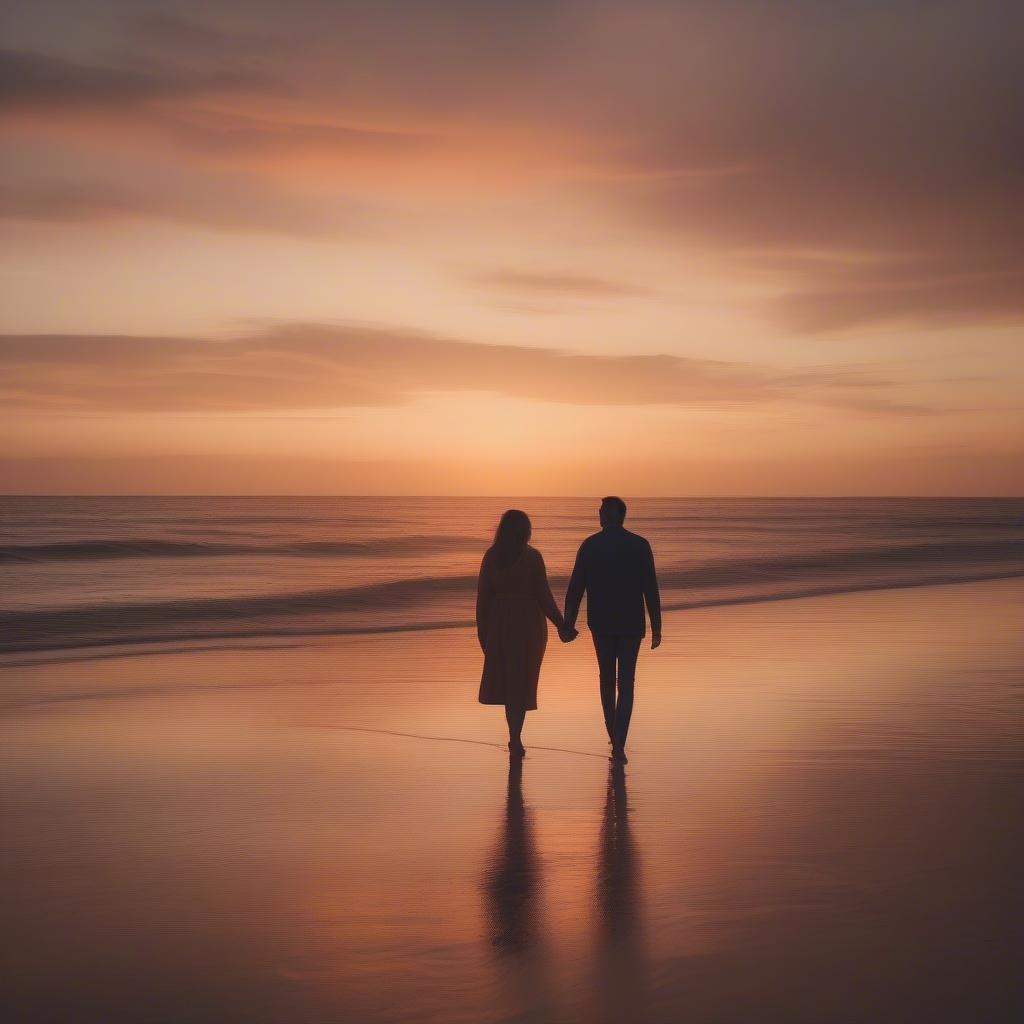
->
[1,494,1021,501]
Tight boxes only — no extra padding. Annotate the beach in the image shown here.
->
[7,0,1022,1017]
[3,560,1021,1022]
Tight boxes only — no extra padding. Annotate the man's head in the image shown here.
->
[599,495,627,528]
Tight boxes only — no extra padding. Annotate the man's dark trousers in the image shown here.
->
[592,633,642,749]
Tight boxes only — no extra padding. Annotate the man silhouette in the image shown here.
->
[564,497,661,764]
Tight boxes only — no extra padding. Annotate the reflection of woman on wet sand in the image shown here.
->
[481,758,560,1020]
[477,509,576,757]
[482,757,541,954]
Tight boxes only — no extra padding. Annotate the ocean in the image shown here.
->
[2,496,1023,1022]
[2,496,1022,660]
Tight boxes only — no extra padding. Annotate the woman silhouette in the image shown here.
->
[477,510,574,756]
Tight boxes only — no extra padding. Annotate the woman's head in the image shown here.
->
[491,509,532,567]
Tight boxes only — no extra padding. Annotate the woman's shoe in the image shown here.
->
[508,741,526,758]
[610,746,628,764]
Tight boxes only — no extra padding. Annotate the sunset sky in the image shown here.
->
[2,0,1022,494]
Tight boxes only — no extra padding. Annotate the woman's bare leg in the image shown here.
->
[505,704,527,756]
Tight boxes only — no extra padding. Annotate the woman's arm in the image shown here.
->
[476,552,492,651]
[532,550,566,629]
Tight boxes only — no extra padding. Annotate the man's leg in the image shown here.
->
[592,633,618,741]
[611,636,642,751]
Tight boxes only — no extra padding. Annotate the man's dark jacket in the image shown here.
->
[564,525,661,638]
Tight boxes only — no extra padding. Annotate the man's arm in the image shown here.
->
[563,542,587,630]
[643,540,662,648]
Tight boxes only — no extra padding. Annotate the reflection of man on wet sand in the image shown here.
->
[595,763,648,1021]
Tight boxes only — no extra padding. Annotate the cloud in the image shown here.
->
[3,2,1022,326]
[156,108,435,162]
[0,179,362,236]
[0,46,486,206]
[0,45,437,167]
[585,2,1024,329]
[767,256,1024,333]
[0,48,267,110]
[128,12,286,59]
[0,322,934,415]
[467,268,650,301]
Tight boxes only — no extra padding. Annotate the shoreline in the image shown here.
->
[4,568,1022,668]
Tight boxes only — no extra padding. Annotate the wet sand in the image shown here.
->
[2,578,1022,1023]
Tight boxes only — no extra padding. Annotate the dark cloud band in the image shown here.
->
[0,323,934,415]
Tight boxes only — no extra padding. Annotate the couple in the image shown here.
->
[476,496,662,764]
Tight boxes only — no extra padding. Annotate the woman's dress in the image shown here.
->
[477,545,562,710]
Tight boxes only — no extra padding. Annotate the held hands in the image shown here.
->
[555,624,655,645]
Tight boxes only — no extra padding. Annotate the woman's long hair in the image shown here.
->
[491,509,532,569]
